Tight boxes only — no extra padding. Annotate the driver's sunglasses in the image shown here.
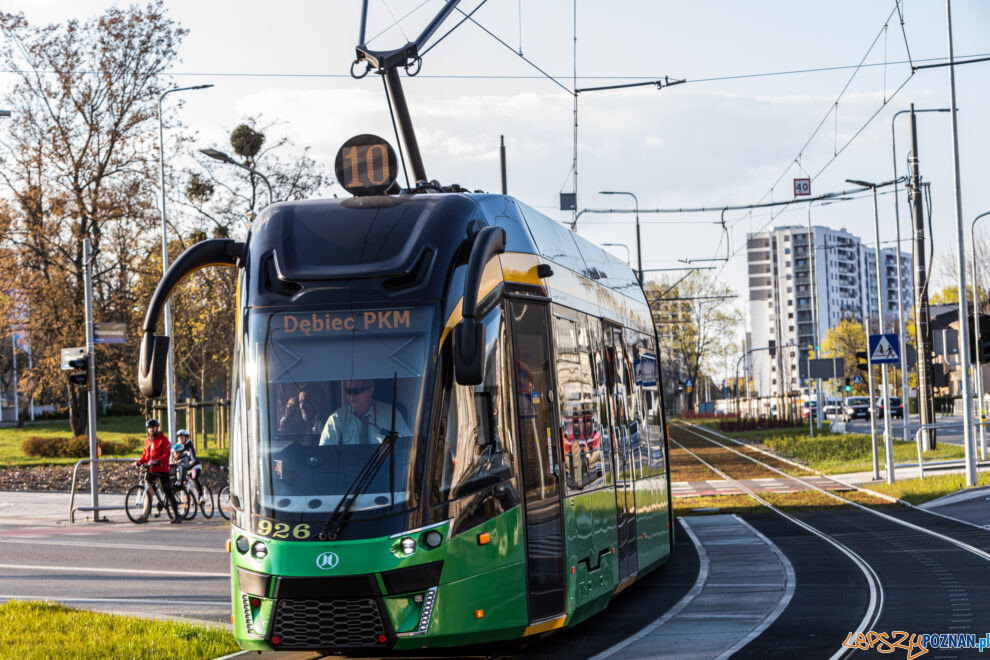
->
[346,385,371,396]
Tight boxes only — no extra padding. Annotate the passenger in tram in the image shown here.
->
[319,378,411,445]
[277,396,306,433]
[297,384,328,434]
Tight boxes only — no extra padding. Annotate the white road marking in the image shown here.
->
[0,563,228,578]
[0,538,227,553]
[0,594,229,606]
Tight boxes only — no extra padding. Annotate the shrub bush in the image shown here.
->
[21,435,106,458]
[99,436,141,455]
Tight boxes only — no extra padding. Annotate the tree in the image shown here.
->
[144,120,331,406]
[646,272,741,412]
[0,3,186,434]
[821,319,874,394]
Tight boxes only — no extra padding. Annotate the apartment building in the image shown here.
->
[746,225,912,397]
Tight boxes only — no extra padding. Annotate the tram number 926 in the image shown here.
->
[254,517,313,540]
[335,134,398,196]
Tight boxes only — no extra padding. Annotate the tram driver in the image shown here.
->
[319,379,411,445]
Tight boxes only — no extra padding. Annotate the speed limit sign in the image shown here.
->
[794,178,811,196]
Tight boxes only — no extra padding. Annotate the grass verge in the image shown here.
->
[0,600,238,660]
[0,415,228,466]
[867,471,990,505]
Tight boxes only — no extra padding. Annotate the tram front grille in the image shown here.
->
[271,598,385,648]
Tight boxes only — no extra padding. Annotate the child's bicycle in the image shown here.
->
[175,463,214,520]
[217,465,231,521]
[124,465,190,524]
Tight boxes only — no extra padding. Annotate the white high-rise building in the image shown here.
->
[746,225,912,396]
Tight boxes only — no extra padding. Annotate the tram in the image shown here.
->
[136,4,673,653]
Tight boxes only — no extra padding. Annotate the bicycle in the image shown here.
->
[217,466,231,521]
[125,465,190,524]
[176,463,214,519]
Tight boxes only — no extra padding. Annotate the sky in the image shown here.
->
[3,0,989,372]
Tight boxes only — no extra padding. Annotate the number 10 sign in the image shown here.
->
[794,178,811,196]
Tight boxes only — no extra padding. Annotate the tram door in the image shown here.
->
[509,300,566,624]
[604,324,637,582]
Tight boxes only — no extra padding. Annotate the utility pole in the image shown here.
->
[499,135,507,194]
[909,105,937,450]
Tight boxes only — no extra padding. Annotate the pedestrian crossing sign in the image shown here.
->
[868,333,901,364]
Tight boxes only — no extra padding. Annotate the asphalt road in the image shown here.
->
[0,515,231,624]
[840,415,970,447]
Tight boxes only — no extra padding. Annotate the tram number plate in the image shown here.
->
[252,516,314,540]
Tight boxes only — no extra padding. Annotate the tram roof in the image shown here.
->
[251,193,650,327]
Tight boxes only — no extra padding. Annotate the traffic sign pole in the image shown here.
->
[83,239,102,521]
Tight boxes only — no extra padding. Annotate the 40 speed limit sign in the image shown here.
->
[794,178,811,196]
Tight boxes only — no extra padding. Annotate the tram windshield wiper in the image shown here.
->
[318,375,400,541]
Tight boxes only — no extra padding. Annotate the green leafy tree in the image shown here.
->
[646,272,741,411]
[0,3,186,434]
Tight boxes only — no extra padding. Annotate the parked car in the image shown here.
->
[823,401,842,418]
[875,396,904,419]
[842,396,872,421]
[801,400,817,420]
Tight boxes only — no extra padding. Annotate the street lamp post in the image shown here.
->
[945,0,977,487]
[848,178,896,483]
[600,191,641,283]
[200,148,274,209]
[158,84,212,438]
[602,242,631,265]
[970,211,990,461]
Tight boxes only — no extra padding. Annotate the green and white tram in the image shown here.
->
[136,3,672,651]
[139,190,673,651]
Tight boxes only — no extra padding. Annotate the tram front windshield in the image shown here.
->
[245,306,435,523]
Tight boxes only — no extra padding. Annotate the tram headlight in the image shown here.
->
[422,530,443,549]
[235,535,250,554]
[399,537,416,555]
[252,540,268,559]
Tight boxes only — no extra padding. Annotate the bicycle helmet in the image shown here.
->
[146,418,160,428]
[172,442,184,453]
[177,429,189,438]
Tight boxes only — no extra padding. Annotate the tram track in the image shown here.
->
[672,421,990,658]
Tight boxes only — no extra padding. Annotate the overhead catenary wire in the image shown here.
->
[4,53,987,84]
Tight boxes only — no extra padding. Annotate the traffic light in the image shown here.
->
[68,355,89,387]
[768,339,776,358]
[969,314,990,363]
[676,381,685,393]
[844,377,852,392]
[856,351,868,372]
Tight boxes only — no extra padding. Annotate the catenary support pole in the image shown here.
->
[945,0,977,486]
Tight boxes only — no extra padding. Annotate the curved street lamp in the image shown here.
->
[199,148,273,208]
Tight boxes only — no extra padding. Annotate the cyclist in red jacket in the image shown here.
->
[136,419,182,524]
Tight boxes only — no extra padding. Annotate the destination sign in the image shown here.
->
[334,134,398,196]
[278,308,424,337]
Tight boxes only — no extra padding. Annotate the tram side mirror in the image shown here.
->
[453,318,485,386]
[138,333,170,399]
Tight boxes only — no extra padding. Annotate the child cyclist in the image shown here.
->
[172,429,205,505]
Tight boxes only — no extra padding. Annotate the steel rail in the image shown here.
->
[684,421,990,535]
[669,431,882,660]
[677,422,990,559]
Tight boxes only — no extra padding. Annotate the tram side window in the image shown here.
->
[552,310,606,495]
[624,327,649,478]
[639,333,666,475]
[433,305,517,503]
[588,319,613,487]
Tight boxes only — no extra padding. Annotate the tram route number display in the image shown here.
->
[335,134,398,196]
